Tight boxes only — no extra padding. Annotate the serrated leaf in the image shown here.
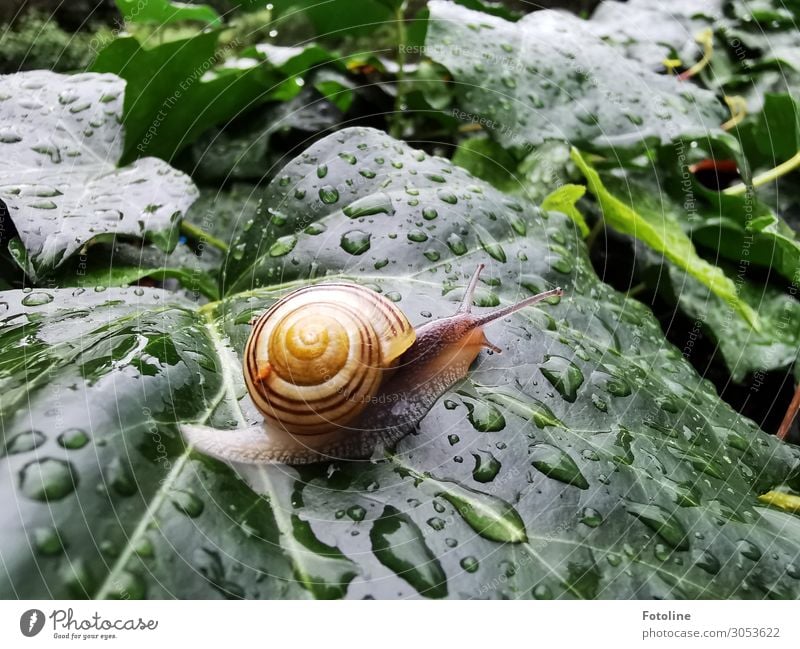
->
[0,71,197,281]
[3,128,800,601]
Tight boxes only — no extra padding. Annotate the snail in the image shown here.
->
[182,264,562,465]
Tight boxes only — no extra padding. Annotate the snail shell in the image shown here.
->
[244,283,416,435]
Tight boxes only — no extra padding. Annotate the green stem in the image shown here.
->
[626,282,648,298]
[180,220,229,253]
[390,3,408,139]
[585,216,605,251]
[724,150,800,196]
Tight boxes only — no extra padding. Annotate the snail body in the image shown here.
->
[183,265,562,465]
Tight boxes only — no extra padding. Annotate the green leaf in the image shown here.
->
[571,148,760,329]
[190,87,343,183]
[92,32,281,162]
[115,0,221,26]
[50,241,220,301]
[656,261,800,383]
[4,128,800,600]
[587,0,720,66]
[270,0,395,38]
[425,0,726,151]
[0,71,197,280]
[542,184,589,238]
[451,136,518,192]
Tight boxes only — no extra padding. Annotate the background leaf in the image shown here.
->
[0,71,197,280]
[425,0,726,152]
[115,0,222,27]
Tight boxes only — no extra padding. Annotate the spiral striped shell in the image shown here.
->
[244,283,416,436]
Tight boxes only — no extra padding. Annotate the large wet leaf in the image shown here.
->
[425,1,727,151]
[0,71,197,281]
[3,128,800,600]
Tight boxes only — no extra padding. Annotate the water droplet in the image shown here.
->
[696,550,720,574]
[737,539,762,561]
[437,189,458,204]
[0,128,22,143]
[4,430,45,455]
[446,233,467,255]
[370,506,447,598]
[340,230,371,255]
[342,193,394,218]
[289,516,357,599]
[171,490,204,518]
[463,399,506,432]
[268,234,298,257]
[540,355,584,403]
[407,229,428,242]
[460,556,480,573]
[318,185,339,204]
[471,450,501,483]
[437,480,527,543]
[604,374,632,397]
[20,459,77,501]
[422,207,438,220]
[316,164,328,178]
[347,505,366,522]
[105,570,146,599]
[34,527,65,556]
[478,236,506,262]
[424,248,440,261]
[21,292,53,306]
[57,429,89,450]
[107,457,137,497]
[304,223,326,235]
[532,583,552,599]
[427,517,446,531]
[625,501,688,550]
[338,152,357,164]
[529,444,589,489]
[580,507,603,527]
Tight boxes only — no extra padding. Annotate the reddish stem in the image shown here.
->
[777,382,800,441]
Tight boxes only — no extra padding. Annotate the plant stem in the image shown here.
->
[777,381,800,441]
[626,282,648,298]
[390,2,408,139]
[724,150,800,196]
[180,220,229,253]
[586,216,605,251]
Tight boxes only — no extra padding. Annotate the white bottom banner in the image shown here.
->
[1,600,797,648]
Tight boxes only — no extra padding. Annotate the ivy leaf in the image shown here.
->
[425,0,726,152]
[653,260,800,384]
[541,184,589,238]
[3,128,800,601]
[0,71,197,281]
[92,32,282,162]
[571,148,759,328]
[114,0,221,26]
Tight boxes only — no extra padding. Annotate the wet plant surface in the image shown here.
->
[1,0,800,599]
